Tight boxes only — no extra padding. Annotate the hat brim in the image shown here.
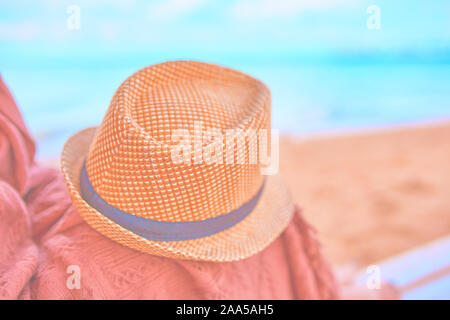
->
[61,126,294,262]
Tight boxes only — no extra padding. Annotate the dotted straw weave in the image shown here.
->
[61,61,294,261]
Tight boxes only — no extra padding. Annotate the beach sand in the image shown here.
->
[280,121,450,266]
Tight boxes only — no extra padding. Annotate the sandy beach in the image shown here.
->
[280,121,450,266]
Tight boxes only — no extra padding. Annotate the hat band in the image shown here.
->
[80,164,265,241]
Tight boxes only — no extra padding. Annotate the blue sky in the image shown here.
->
[1,0,450,67]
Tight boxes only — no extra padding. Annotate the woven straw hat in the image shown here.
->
[61,60,294,262]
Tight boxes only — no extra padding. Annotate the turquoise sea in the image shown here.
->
[2,59,450,157]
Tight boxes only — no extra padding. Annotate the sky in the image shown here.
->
[1,0,450,67]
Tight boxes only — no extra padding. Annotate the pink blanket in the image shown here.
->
[0,77,338,299]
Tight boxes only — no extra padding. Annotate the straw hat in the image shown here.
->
[61,60,294,262]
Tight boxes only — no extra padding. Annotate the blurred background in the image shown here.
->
[1,0,450,299]
[1,0,449,158]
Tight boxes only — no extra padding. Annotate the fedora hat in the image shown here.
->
[61,60,294,262]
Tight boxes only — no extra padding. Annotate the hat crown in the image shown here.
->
[85,61,270,222]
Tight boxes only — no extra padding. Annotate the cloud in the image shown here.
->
[231,0,356,20]
[0,21,41,40]
[148,0,207,21]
